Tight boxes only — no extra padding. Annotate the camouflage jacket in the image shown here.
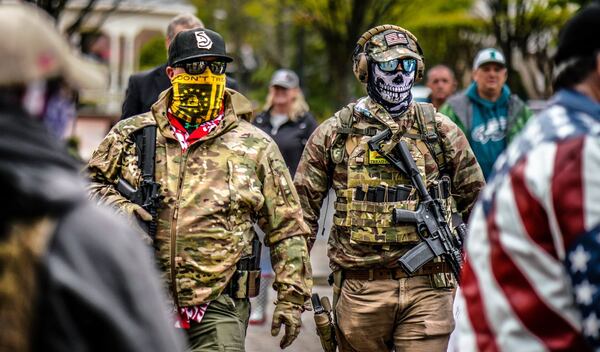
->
[294,97,485,271]
[87,88,312,307]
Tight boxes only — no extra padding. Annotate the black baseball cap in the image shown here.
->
[554,3,600,65]
[168,28,233,66]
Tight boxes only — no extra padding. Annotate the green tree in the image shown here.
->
[187,1,587,117]
[479,0,588,98]
[139,36,167,71]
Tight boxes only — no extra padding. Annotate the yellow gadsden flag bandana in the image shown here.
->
[170,71,226,128]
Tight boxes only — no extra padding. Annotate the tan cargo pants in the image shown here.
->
[335,275,454,352]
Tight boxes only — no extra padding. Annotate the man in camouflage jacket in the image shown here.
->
[87,28,312,351]
[294,25,484,351]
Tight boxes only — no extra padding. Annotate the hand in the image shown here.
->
[125,203,153,244]
[271,300,303,349]
[129,203,152,221]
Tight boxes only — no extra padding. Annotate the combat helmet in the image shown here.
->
[352,25,425,83]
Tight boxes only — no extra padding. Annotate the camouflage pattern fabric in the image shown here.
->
[87,88,313,308]
[294,96,484,272]
[0,217,55,351]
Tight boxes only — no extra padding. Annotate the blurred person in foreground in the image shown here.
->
[295,24,484,351]
[87,27,312,350]
[425,64,457,110]
[457,3,600,351]
[0,3,184,352]
[440,48,532,180]
[250,69,318,325]
[121,13,238,120]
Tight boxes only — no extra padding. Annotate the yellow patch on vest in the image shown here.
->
[367,150,389,164]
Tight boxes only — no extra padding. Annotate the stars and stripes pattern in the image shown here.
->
[457,91,600,351]
[384,32,408,46]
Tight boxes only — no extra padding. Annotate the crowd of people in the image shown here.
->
[1,1,599,351]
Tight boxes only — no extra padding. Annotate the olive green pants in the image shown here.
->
[185,294,251,352]
[335,275,454,352]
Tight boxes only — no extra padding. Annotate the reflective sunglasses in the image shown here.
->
[376,58,417,73]
[175,60,227,75]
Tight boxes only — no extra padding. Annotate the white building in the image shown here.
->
[56,0,196,158]
[59,0,196,114]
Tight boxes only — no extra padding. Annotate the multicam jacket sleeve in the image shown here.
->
[435,112,485,220]
[293,118,337,249]
[257,141,313,305]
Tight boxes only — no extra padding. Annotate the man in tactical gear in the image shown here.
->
[88,27,313,351]
[294,25,485,351]
[0,3,184,351]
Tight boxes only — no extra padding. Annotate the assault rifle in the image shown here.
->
[116,126,162,242]
[368,129,463,283]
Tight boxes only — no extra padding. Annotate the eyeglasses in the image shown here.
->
[175,60,227,75]
[376,58,417,73]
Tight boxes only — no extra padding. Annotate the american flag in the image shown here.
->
[457,90,600,351]
[384,32,408,46]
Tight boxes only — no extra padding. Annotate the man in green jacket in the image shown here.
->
[87,28,312,351]
[440,48,532,179]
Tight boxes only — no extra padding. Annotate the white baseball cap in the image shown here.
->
[473,48,506,70]
[269,69,299,89]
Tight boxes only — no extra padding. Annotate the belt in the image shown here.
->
[343,262,449,281]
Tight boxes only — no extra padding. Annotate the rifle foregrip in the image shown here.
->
[393,208,419,224]
[116,178,138,202]
[398,241,436,274]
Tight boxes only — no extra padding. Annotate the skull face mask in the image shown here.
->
[367,58,416,117]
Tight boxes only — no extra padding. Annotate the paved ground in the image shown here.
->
[245,282,332,352]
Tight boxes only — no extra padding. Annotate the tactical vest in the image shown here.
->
[330,102,453,246]
[0,217,55,351]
